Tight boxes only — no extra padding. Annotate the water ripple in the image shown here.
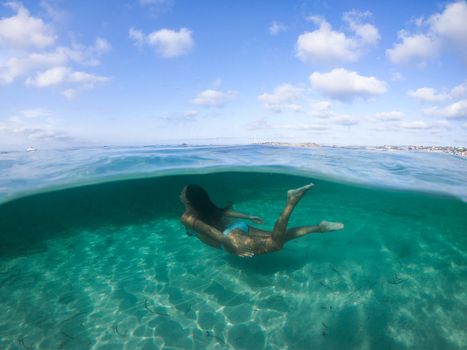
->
[0,145,466,203]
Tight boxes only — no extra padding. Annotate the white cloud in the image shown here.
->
[450,81,467,98]
[296,12,379,63]
[387,1,467,65]
[343,10,380,45]
[399,120,450,130]
[19,108,51,118]
[309,100,335,119]
[0,3,110,98]
[130,28,194,58]
[191,89,237,107]
[391,72,405,82]
[0,39,110,85]
[0,108,71,145]
[40,0,69,24]
[139,0,173,16]
[62,88,77,100]
[309,68,387,101]
[68,70,109,85]
[373,111,405,121]
[331,114,358,126]
[269,21,286,35]
[129,28,145,47]
[386,32,440,65]
[256,121,328,131]
[310,100,332,118]
[26,66,68,86]
[399,121,431,129]
[258,84,304,112]
[148,28,193,57]
[26,66,109,88]
[0,124,67,141]
[429,1,467,56]
[408,87,450,102]
[183,110,198,117]
[91,38,111,56]
[0,3,56,49]
[282,122,328,130]
[423,99,467,119]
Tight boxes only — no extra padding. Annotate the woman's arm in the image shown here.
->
[224,209,264,224]
[181,213,227,243]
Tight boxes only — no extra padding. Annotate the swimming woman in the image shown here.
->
[180,183,344,257]
[180,184,344,257]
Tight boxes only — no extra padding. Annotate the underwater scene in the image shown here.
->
[0,145,466,349]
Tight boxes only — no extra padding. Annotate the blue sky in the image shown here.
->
[0,0,466,149]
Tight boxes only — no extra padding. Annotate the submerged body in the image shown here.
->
[180,183,343,257]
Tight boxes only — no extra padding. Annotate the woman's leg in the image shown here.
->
[284,221,344,242]
[271,183,314,247]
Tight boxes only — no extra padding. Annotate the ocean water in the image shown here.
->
[0,145,466,349]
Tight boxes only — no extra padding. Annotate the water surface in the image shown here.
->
[0,146,466,349]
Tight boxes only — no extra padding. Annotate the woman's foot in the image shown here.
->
[287,183,314,203]
[319,221,344,232]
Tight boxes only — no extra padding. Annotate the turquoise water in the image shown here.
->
[0,146,466,349]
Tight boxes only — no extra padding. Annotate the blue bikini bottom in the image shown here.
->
[223,221,249,236]
[186,221,249,237]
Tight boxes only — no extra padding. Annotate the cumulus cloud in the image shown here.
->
[309,68,387,101]
[386,33,440,65]
[451,81,467,98]
[129,27,194,58]
[269,21,286,35]
[0,3,56,49]
[399,120,450,129]
[0,3,111,98]
[0,108,71,146]
[343,10,380,45]
[373,111,405,121]
[296,11,379,63]
[191,89,237,107]
[258,84,304,112]
[26,66,109,88]
[408,81,467,119]
[0,39,111,84]
[423,99,467,119]
[408,87,450,102]
[387,1,467,65]
[309,100,333,118]
[430,1,467,56]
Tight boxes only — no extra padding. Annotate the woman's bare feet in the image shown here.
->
[319,221,344,232]
[287,183,315,203]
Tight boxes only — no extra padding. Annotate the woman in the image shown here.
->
[180,183,343,257]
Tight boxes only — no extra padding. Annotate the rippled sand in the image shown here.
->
[0,172,466,349]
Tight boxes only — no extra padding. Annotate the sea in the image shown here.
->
[0,144,466,349]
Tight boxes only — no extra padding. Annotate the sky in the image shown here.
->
[0,0,466,149]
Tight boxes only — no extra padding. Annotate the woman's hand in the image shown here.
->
[249,216,264,224]
[237,247,255,258]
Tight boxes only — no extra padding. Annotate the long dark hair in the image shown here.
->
[184,184,230,225]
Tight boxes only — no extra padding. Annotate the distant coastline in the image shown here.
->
[256,142,467,157]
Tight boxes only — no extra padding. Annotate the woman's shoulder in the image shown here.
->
[181,211,196,226]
